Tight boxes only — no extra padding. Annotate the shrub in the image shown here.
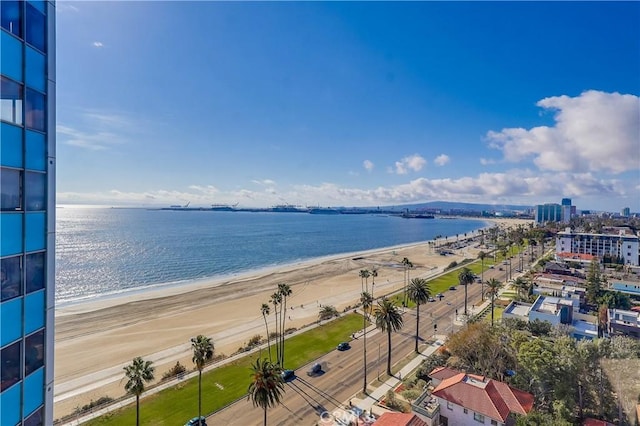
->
[161,361,188,381]
[319,305,339,320]
[246,334,262,348]
[445,261,458,270]
[74,396,115,414]
[401,389,421,403]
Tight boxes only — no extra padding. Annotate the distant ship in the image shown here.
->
[400,212,435,219]
[308,207,341,215]
[270,204,308,213]
[210,203,238,211]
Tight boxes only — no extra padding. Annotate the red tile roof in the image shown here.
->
[431,370,534,422]
[428,366,460,382]
[582,418,614,426]
[373,412,427,426]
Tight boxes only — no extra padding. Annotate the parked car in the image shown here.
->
[281,369,295,381]
[307,363,322,376]
[337,342,351,351]
[436,293,444,299]
[428,297,436,302]
[185,416,207,426]
[449,286,456,291]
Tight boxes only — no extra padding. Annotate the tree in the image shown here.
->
[261,303,272,361]
[370,269,378,298]
[123,357,155,426]
[513,277,529,299]
[360,291,373,394]
[359,269,371,293]
[318,305,339,320]
[401,257,413,306]
[270,292,282,364]
[191,335,214,425]
[486,278,501,327]
[458,267,475,316]
[407,278,431,353]
[586,259,602,304]
[478,251,487,300]
[247,358,285,426]
[374,297,404,376]
[277,283,292,367]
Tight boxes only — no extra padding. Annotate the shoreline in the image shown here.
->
[53,217,531,418]
[56,217,496,314]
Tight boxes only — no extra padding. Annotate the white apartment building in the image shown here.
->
[556,228,640,266]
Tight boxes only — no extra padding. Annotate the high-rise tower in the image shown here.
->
[1,1,55,425]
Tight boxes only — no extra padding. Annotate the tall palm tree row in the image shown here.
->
[486,278,502,327]
[260,303,272,362]
[478,251,487,300]
[458,267,475,316]
[191,335,214,425]
[123,356,155,426]
[360,291,373,394]
[407,278,431,353]
[374,297,404,376]
[359,269,370,293]
[277,283,292,367]
[269,292,282,365]
[248,358,285,426]
[401,257,413,306]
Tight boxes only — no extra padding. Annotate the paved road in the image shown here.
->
[207,261,516,426]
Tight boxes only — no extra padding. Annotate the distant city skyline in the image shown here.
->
[56,2,640,211]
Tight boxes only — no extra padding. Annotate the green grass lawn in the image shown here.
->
[86,313,364,426]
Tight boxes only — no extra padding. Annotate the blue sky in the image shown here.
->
[55,1,640,211]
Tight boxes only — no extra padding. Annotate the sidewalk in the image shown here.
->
[355,334,448,413]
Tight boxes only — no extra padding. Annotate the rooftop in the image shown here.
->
[374,412,427,426]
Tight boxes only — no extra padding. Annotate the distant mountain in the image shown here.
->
[382,201,532,212]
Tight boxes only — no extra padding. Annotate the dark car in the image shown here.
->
[449,286,456,290]
[281,369,295,381]
[185,416,207,426]
[307,362,322,376]
[337,342,351,351]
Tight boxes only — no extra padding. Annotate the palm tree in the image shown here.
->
[370,269,378,298]
[374,297,404,376]
[513,277,528,299]
[401,257,413,306]
[123,356,155,426]
[191,335,214,425]
[478,251,487,300]
[277,283,292,367]
[359,269,371,293]
[248,358,285,426]
[360,291,373,394]
[270,292,281,365]
[407,278,431,353]
[486,278,502,326]
[458,267,475,316]
[261,303,272,361]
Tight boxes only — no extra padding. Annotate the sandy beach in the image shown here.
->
[53,217,532,419]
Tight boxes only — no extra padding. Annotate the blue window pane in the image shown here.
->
[25,89,45,132]
[1,30,23,82]
[25,252,44,293]
[1,76,23,126]
[25,46,46,93]
[24,291,44,335]
[0,0,22,37]
[0,380,21,425]
[1,255,22,302]
[27,1,46,14]
[1,168,21,211]
[25,3,45,53]
[25,172,45,211]
[0,298,22,346]
[23,367,44,417]
[26,130,46,171]
[0,213,22,256]
[0,123,23,167]
[25,212,45,251]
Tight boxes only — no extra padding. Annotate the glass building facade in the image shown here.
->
[1,1,55,425]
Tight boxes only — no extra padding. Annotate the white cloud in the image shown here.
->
[92,41,104,48]
[363,160,374,172]
[433,154,450,166]
[57,125,120,150]
[58,111,135,150]
[251,179,276,186]
[394,154,426,174]
[479,158,496,166]
[487,90,640,174]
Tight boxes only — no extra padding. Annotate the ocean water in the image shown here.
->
[55,208,488,303]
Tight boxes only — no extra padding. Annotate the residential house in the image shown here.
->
[374,412,427,426]
[608,308,640,338]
